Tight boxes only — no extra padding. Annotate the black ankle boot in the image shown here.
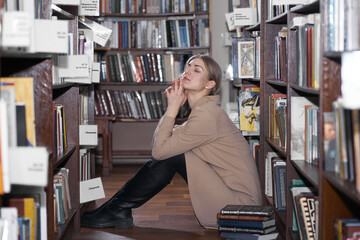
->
[80,197,134,229]
[81,160,173,229]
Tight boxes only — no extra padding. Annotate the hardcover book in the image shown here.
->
[218,218,275,229]
[217,212,270,222]
[218,225,276,235]
[220,205,274,217]
[220,231,279,240]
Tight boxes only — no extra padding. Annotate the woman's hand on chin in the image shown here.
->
[164,79,188,118]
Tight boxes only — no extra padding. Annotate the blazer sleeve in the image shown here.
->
[151,107,218,160]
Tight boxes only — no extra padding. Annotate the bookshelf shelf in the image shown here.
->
[323,51,342,61]
[266,80,287,88]
[289,83,320,95]
[94,82,171,86]
[290,0,320,14]
[245,22,261,31]
[323,172,360,206]
[56,208,77,240]
[265,138,286,157]
[95,46,210,52]
[265,12,288,24]
[53,144,77,170]
[96,11,210,18]
[0,52,52,59]
[52,82,76,90]
[291,160,319,189]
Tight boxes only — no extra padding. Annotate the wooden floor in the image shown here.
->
[72,163,223,240]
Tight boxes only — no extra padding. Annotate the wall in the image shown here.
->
[210,0,231,108]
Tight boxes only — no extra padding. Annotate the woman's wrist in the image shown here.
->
[164,108,178,118]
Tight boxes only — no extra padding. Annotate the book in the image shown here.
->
[290,96,318,160]
[220,231,279,240]
[0,78,36,146]
[4,197,36,240]
[1,207,18,239]
[0,88,17,147]
[220,205,274,217]
[217,213,270,222]
[218,225,276,235]
[323,111,336,172]
[238,87,260,136]
[218,218,275,229]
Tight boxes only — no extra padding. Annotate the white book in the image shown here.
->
[290,97,318,160]
[0,100,11,194]
[0,89,17,147]
[0,208,18,240]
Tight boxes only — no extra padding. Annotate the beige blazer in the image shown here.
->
[152,95,262,229]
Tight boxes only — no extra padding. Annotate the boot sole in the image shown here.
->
[81,217,134,229]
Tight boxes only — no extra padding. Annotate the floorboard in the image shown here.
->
[72,163,223,240]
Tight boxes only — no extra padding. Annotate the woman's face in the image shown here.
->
[181,58,213,92]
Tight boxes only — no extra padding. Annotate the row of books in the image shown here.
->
[54,104,67,158]
[100,18,209,49]
[274,27,287,83]
[324,0,360,51]
[325,97,360,189]
[53,168,71,228]
[268,94,287,149]
[95,89,165,119]
[0,78,36,147]
[290,96,318,163]
[267,0,288,20]
[264,152,286,211]
[102,52,165,83]
[292,13,321,89]
[237,85,260,136]
[0,190,46,240]
[80,148,91,182]
[304,105,320,167]
[95,89,189,119]
[100,0,209,14]
[289,179,318,240]
[335,218,360,240]
[217,205,278,240]
[99,52,191,83]
[231,33,260,79]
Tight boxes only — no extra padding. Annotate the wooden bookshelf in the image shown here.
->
[0,1,96,239]
[252,0,360,239]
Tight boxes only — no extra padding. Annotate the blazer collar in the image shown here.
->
[192,95,220,109]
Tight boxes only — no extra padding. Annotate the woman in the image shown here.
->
[80,55,262,230]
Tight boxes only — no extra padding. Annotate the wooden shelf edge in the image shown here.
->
[291,160,319,188]
[290,0,320,14]
[95,11,210,18]
[266,79,287,88]
[56,208,77,240]
[94,81,171,86]
[265,11,288,24]
[266,137,286,157]
[94,46,210,52]
[289,83,320,95]
[323,171,360,206]
[53,144,76,171]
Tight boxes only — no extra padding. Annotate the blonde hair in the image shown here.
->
[185,55,222,95]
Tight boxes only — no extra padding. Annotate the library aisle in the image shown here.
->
[72,164,221,240]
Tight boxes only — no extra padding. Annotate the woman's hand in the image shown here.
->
[164,78,188,118]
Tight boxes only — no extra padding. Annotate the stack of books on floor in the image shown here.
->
[217,205,278,240]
